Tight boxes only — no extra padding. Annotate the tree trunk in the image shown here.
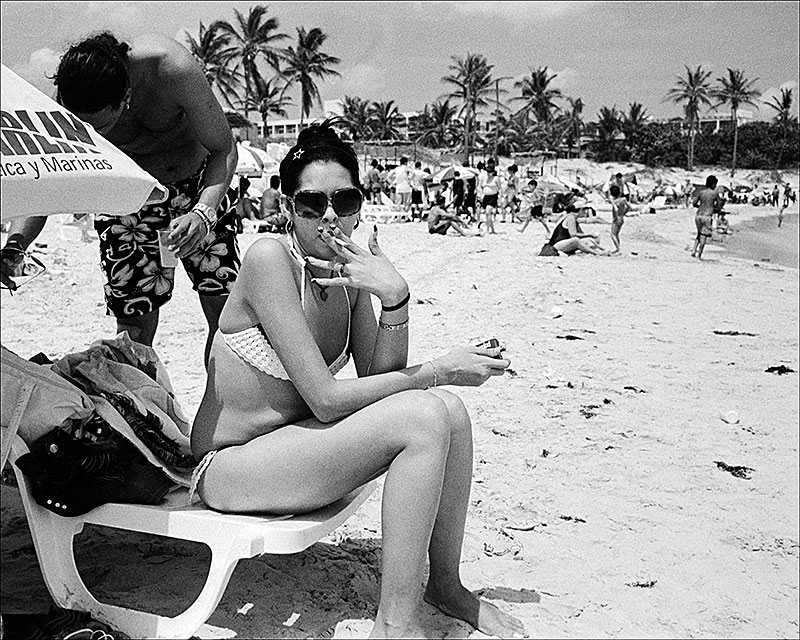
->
[731,109,738,177]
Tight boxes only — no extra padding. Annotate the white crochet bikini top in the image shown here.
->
[220,235,351,380]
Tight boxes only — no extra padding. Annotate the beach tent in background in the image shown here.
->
[0,65,167,223]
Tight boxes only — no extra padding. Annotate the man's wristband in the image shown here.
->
[191,203,216,232]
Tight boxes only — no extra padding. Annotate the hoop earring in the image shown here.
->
[354,216,360,229]
[285,220,294,235]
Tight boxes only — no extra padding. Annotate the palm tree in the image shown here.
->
[594,106,622,160]
[281,27,341,128]
[248,74,293,138]
[212,6,287,122]
[513,67,563,127]
[340,95,372,142]
[441,53,494,164]
[184,22,241,109]
[620,102,649,158]
[765,87,796,167]
[368,100,403,141]
[416,99,460,148]
[712,68,761,176]
[556,97,585,157]
[665,65,713,170]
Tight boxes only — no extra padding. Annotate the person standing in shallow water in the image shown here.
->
[691,175,722,260]
[190,120,526,639]
[52,31,240,364]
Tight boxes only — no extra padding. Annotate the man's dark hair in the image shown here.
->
[415,161,421,169]
[54,31,130,112]
[400,157,409,165]
[705,175,718,189]
[610,185,621,198]
[371,159,378,167]
[270,174,280,189]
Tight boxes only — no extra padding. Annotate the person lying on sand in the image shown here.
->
[189,120,525,639]
[548,208,609,256]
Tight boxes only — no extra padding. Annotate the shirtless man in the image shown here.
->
[691,175,722,260]
[426,197,476,237]
[1,32,240,362]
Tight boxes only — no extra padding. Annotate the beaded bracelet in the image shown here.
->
[381,291,410,313]
[378,319,409,332]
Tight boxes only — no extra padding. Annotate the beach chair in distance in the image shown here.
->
[7,433,376,640]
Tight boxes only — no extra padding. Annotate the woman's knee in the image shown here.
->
[427,389,472,439]
[392,390,452,452]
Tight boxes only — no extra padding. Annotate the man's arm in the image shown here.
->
[1,216,48,290]
[161,39,238,257]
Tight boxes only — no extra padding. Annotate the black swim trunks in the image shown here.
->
[94,161,240,319]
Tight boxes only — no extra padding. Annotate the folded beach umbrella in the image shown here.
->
[0,65,167,222]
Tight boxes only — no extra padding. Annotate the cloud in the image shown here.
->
[13,48,61,96]
[550,67,580,92]
[447,1,576,19]
[84,1,146,32]
[333,63,387,98]
[759,80,800,118]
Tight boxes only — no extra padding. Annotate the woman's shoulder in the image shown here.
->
[242,236,292,270]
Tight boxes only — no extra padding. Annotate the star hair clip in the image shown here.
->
[293,149,304,160]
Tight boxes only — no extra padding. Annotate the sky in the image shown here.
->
[1,1,798,124]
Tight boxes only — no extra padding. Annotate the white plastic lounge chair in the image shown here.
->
[6,433,376,640]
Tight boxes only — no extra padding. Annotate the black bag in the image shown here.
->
[538,243,559,257]
[14,412,173,517]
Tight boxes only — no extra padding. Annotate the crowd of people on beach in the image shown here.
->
[1,27,796,640]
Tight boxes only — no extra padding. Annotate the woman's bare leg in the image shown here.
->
[554,237,607,256]
[422,389,526,638]
[197,390,452,638]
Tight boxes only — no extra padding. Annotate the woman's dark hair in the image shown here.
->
[610,184,621,198]
[279,118,360,196]
[705,175,718,188]
[270,174,281,189]
[54,32,130,113]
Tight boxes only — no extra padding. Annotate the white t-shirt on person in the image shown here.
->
[392,165,413,193]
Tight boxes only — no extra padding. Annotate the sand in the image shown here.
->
[1,161,798,639]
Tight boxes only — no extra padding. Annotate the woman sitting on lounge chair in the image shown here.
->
[190,120,524,639]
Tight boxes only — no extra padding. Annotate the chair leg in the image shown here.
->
[79,536,250,640]
[21,500,102,612]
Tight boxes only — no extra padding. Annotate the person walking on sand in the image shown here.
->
[391,156,413,211]
[609,184,631,254]
[190,120,525,639]
[410,161,427,221]
[518,178,551,235]
[691,175,722,260]
[19,31,241,366]
[365,159,382,205]
[481,165,501,234]
[502,164,520,223]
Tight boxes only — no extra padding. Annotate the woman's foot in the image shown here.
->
[424,583,526,638]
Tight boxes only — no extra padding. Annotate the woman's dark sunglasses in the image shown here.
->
[289,188,363,219]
